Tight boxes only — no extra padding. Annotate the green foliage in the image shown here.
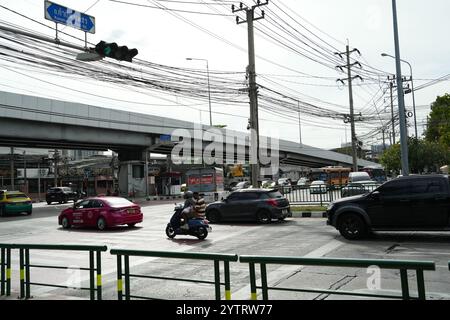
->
[380,138,449,174]
[425,93,450,148]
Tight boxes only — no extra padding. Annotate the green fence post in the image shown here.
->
[25,249,30,299]
[96,250,102,300]
[416,269,426,300]
[117,255,123,301]
[124,255,130,300]
[260,263,269,300]
[19,248,25,299]
[400,269,410,300]
[89,250,95,301]
[6,248,10,296]
[1,248,4,296]
[224,261,231,301]
[214,260,221,300]
[249,262,257,300]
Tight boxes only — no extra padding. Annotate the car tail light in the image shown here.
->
[266,199,278,207]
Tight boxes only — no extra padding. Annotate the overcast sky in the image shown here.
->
[0,0,449,150]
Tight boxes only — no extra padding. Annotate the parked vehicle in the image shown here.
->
[58,197,143,230]
[165,203,211,240]
[309,180,327,194]
[348,172,372,183]
[297,177,309,189]
[0,190,32,216]
[231,181,252,191]
[261,180,276,189]
[46,187,78,205]
[341,181,380,198]
[327,175,450,240]
[205,189,291,223]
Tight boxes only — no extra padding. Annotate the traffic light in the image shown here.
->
[94,41,139,62]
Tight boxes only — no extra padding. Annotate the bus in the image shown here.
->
[361,166,387,183]
[308,166,351,187]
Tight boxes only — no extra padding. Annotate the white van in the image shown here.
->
[348,172,371,183]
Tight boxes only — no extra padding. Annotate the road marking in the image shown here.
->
[232,238,344,300]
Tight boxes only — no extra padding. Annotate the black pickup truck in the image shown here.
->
[327,174,450,240]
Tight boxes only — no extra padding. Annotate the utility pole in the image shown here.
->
[54,149,59,187]
[382,128,386,151]
[336,44,363,172]
[23,151,27,194]
[10,147,14,190]
[391,0,409,176]
[232,0,268,188]
[298,101,303,147]
[388,75,396,144]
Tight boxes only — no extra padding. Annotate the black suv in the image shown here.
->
[327,175,450,240]
[46,187,79,205]
[206,189,291,223]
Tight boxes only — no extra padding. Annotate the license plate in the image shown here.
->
[282,209,288,214]
[127,209,135,214]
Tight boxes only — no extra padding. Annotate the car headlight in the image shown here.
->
[327,202,335,211]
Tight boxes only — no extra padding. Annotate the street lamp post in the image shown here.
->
[381,53,418,138]
[186,58,213,126]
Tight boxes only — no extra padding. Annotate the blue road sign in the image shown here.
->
[45,1,96,34]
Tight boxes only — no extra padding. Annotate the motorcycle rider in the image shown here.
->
[180,191,206,229]
[180,191,195,229]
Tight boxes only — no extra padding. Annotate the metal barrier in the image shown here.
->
[0,244,107,300]
[239,255,435,300]
[110,249,238,300]
[280,185,379,205]
[0,244,12,297]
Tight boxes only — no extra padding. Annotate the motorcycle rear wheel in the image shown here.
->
[196,226,208,240]
[166,224,176,238]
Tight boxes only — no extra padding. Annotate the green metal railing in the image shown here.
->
[1,244,12,297]
[110,249,238,300]
[280,184,379,205]
[0,244,107,300]
[240,255,435,300]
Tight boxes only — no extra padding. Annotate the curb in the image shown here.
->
[292,211,327,218]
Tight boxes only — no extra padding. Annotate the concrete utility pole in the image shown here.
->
[232,1,268,188]
[336,44,363,172]
[391,0,409,176]
[298,101,303,147]
[10,147,14,190]
[388,76,396,144]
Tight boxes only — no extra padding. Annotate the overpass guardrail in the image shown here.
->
[239,255,435,300]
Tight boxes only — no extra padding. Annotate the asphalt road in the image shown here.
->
[1,202,450,300]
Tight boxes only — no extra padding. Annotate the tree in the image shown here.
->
[425,93,450,149]
[380,138,449,174]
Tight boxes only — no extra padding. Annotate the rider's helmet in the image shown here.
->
[183,191,193,200]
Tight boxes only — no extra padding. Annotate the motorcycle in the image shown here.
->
[166,204,212,240]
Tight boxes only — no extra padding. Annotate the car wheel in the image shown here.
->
[61,216,71,229]
[0,206,4,217]
[338,213,367,240]
[256,210,272,224]
[97,217,107,231]
[26,211,32,216]
[166,224,176,239]
[127,223,136,228]
[278,217,286,221]
[206,210,221,224]
[47,201,52,205]
[196,226,208,240]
